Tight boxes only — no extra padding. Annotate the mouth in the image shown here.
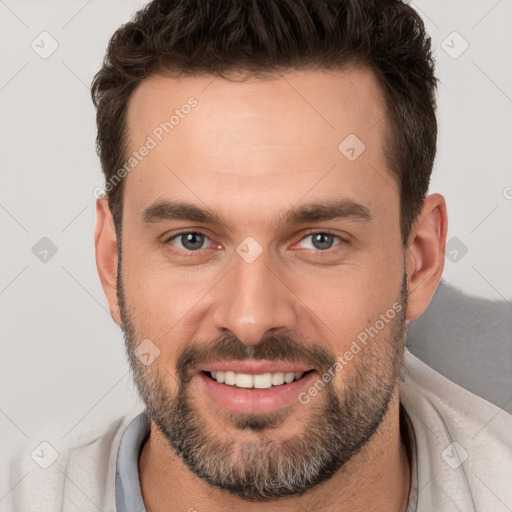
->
[203,369,314,389]
[196,362,318,415]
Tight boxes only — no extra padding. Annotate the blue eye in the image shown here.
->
[163,230,346,257]
[168,231,212,251]
[298,232,343,251]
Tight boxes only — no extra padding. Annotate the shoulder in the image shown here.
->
[401,350,512,511]
[1,408,142,512]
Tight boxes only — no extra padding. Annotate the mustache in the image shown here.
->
[176,333,337,382]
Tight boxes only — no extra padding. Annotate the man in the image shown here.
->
[5,0,511,511]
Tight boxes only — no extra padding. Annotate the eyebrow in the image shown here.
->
[273,199,372,228]
[142,201,228,227]
[141,199,372,228]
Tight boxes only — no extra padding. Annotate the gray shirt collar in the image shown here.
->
[115,412,150,512]
[115,409,418,511]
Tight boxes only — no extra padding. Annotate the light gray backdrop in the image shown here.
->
[0,0,511,483]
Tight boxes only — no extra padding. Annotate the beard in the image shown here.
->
[118,272,408,501]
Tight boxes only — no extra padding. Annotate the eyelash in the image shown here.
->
[163,230,348,256]
[299,230,348,249]
[163,230,215,256]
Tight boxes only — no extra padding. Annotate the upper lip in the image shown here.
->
[196,360,314,375]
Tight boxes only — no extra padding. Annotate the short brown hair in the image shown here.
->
[91,0,437,245]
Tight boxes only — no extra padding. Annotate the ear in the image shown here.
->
[405,193,448,321]
[94,198,122,326]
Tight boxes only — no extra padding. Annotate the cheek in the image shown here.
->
[298,257,403,353]
[120,221,404,355]
[121,244,215,342]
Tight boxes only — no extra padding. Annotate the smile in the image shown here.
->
[196,361,318,414]
[206,370,310,389]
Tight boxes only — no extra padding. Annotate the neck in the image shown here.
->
[139,392,411,512]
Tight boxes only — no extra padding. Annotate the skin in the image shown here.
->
[95,67,447,511]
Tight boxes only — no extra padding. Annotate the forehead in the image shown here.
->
[122,67,396,225]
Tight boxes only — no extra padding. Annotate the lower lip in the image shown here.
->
[197,371,318,414]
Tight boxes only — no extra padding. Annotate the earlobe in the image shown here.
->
[405,193,448,321]
[94,198,122,326]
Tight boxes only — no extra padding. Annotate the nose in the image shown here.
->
[210,251,298,345]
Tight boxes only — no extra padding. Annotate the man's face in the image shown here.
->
[118,67,407,499]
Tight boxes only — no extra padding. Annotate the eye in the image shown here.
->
[297,232,344,251]
[166,231,213,252]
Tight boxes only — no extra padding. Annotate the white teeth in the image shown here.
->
[235,373,253,388]
[271,372,285,386]
[224,371,236,386]
[209,370,307,388]
[253,373,272,389]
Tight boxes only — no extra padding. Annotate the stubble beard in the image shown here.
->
[119,273,407,501]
